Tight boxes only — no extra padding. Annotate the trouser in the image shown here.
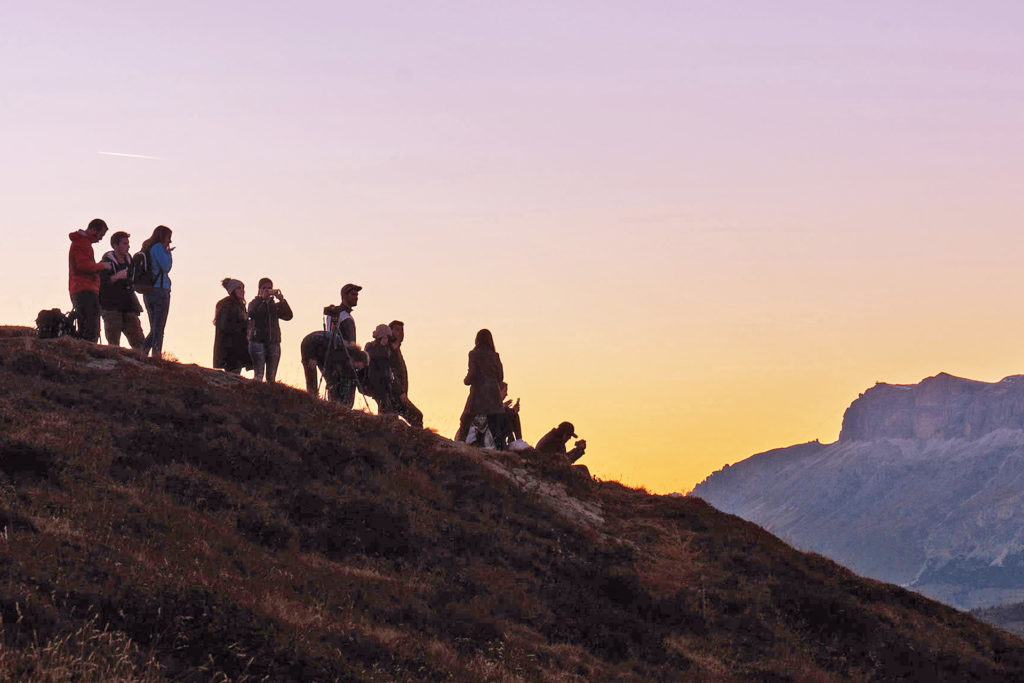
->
[504,408,522,442]
[249,341,281,382]
[327,376,357,409]
[70,290,101,343]
[102,309,145,349]
[396,399,424,429]
[143,288,171,358]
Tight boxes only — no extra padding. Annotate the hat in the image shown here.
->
[558,421,577,438]
[372,324,392,340]
[340,283,362,297]
[221,278,243,295]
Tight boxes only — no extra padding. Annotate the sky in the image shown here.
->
[4,2,1024,494]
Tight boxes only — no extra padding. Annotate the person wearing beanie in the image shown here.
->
[247,277,293,382]
[68,218,114,342]
[213,278,252,374]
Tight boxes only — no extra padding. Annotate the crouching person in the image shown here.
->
[300,329,367,408]
[536,422,587,463]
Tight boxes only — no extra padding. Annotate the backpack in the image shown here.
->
[132,249,156,294]
[35,308,78,339]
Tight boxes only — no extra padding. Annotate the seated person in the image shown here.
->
[536,421,586,463]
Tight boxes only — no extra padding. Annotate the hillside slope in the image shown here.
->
[692,373,1024,612]
[2,329,1023,681]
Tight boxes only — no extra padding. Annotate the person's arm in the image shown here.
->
[464,352,478,385]
[276,297,293,321]
[72,244,108,274]
[340,317,356,346]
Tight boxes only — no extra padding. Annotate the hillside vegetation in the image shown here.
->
[2,327,1024,681]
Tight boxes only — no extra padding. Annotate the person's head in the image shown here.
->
[340,283,361,308]
[474,328,495,352]
[258,277,274,298]
[143,225,173,251]
[557,421,577,442]
[110,231,130,256]
[389,320,405,344]
[222,278,245,301]
[85,218,108,242]
[372,323,392,343]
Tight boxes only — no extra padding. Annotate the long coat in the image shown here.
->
[213,296,252,371]
[462,345,504,417]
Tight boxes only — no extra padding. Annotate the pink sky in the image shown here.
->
[4,2,1024,493]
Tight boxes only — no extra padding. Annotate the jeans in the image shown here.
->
[143,288,171,358]
[248,341,281,382]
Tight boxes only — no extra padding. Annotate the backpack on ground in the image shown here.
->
[132,249,156,294]
[35,308,78,339]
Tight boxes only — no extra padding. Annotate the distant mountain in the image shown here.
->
[4,328,1024,680]
[693,372,1024,612]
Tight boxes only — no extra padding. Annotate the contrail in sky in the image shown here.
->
[99,151,164,160]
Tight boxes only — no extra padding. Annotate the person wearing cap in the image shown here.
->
[536,421,587,463]
[247,277,293,382]
[388,320,424,429]
[364,323,400,414]
[213,278,252,374]
[68,218,115,343]
[321,283,362,407]
[99,230,145,349]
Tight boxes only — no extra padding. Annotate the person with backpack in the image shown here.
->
[364,324,400,414]
[139,225,173,359]
[246,277,293,382]
[213,278,252,375]
[458,329,507,449]
[68,218,115,343]
[319,283,362,408]
[99,230,144,349]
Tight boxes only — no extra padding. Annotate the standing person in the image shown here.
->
[99,231,145,349]
[388,320,424,429]
[140,225,173,359]
[321,283,362,408]
[364,324,399,414]
[247,277,293,382]
[213,278,252,375]
[68,218,113,343]
[459,329,507,449]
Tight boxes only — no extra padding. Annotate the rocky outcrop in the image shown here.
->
[693,372,1024,611]
[840,372,1024,441]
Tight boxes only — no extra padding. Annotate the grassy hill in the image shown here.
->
[2,326,1024,681]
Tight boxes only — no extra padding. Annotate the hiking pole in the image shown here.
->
[318,307,343,400]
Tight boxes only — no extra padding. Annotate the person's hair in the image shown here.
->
[474,328,495,352]
[109,231,130,248]
[141,225,172,252]
[258,277,273,289]
[87,218,108,234]
[389,320,404,329]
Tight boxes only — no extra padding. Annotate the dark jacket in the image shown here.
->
[364,339,398,406]
[462,345,504,416]
[391,345,409,395]
[247,296,293,344]
[536,429,568,454]
[68,231,106,294]
[213,296,252,371]
[99,251,143,313]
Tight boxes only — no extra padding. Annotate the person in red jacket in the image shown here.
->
[68,218,114,342]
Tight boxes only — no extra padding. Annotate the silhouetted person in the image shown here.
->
[536,421,586,463]
[247,277,293,382]
[459,329,507,449]
[140,225,173,358]
[213,278,251,375]
[389,320,424,429]
[99,230,145,349]
[364,324,400,414]
[317,283,363,408]
[68,218,113,342]
[499,381,522,447]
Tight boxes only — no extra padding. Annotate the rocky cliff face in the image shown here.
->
[694,373,1024,612]
[840,372,1024,441]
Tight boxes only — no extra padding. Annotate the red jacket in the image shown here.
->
[68,231,106,294]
